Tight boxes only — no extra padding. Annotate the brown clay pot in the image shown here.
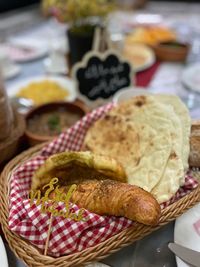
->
[25,100,89,147]
[153,41,190,62]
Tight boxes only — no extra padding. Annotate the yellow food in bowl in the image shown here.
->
[16,80,69,105]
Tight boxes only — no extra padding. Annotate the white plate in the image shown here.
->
[7,75,77,103]
[113,86,152,104]
[5,41,47,62]
[174,203,200,267]
[122,43,155,72]
[44,56,68,75]
[2,63,21,80]
[182,63,200,93]
[0,236,8,267]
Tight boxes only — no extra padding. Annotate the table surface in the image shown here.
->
[4,222,176,267]
[2,1,200,267]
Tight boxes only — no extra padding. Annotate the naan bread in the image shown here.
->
[31,151,127,191]
[155,94,191,173]
[111,95,184,202]
[151,151,184,203]
[84,95,186,203]
[84,112,172,192]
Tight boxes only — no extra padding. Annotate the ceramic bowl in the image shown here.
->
[113,87,152,104]
[25,100,89,146]
[153,41,190,62]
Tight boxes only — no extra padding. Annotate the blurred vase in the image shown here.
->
[67,25,95,66]
[0,72,14,140]
[117,0,148,9]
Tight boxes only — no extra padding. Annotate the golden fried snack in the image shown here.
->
[55,179,161,226]
[125,27,176,46]
[32,151,127,191]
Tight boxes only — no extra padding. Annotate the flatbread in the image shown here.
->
[155,94,191,172]
[111,96,184,200]
[84,113,141,170]
[151,151,184,203]
[84,95,186,203]
[84,112,172,192]
[113,96,184,203]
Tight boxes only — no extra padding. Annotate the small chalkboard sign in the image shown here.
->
[72,50,133,104]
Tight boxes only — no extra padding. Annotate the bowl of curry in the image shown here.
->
[25,100,89,146]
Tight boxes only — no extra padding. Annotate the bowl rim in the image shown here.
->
[154,41,190,51]
[25,100,89,141]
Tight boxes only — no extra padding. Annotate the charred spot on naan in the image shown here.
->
[169,152,178,159]
[134,96,147,107]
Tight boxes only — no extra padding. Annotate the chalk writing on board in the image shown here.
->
[73,52,132,101]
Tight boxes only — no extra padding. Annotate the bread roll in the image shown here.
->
[189,120,200,167]
[54,180,161,226]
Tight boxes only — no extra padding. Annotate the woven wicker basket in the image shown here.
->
[0,108,25,165]
[1,144,200,267]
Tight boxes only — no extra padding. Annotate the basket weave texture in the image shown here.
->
[1,103,200,266]
[0,108,25,165]
[1,147,200,267]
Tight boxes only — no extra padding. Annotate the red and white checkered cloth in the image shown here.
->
[8,102,198,256]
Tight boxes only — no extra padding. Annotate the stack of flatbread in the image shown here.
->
[83,94,191,203]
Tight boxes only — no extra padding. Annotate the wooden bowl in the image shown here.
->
[0,108,25,165]
[25,100,89,147]
[153,41,190,62]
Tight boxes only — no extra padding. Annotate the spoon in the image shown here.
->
[11,97,34,113]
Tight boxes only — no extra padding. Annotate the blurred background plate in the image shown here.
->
[0,236,8,267]
[174,203,200,267]
[2,63,21,80]
[122,43,155,72]
[7,75,77,104]
[113,86,151,104]
[182,63,200,93]
[0,42,47,63]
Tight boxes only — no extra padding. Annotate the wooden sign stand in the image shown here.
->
[92,26,109,53]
